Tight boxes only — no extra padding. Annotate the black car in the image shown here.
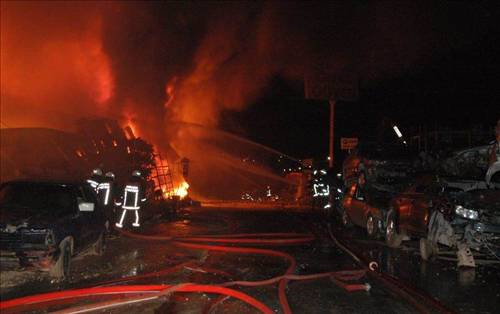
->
[0,180,107,279]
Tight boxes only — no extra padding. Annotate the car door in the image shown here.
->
[75,185,99,250]
[407,184,431,236]
[349,184,367,227]
[392,187,415,232]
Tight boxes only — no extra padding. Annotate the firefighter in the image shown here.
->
[87,168,103,192]
[115,170,146,228]
[97,172,118,227]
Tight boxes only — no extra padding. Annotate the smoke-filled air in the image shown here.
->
[1,1,479,199]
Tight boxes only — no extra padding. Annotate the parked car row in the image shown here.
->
[338,144,500,267]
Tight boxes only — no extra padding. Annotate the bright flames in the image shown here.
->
[174,181,190,199]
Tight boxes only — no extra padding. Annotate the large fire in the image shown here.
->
[174,181,190,199]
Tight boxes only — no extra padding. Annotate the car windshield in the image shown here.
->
[0,183,75,218]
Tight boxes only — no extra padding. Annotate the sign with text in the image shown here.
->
[304,67,359,101]
[340,137,358,150]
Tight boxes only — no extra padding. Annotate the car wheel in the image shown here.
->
[50,240,71,279]
[92,232,105,256]
[385,211,403,248]
[419,238,438,261]
[366,214,379,238]
[341,210,352,227]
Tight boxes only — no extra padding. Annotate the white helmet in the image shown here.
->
[92,168,103,176]
[132,170,142,177]
[105,172,115,180]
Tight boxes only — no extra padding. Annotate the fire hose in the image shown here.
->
[0,231,369,314]
[326,223,454,314]
[0,284,274,314]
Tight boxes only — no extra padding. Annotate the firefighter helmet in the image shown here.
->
[132,170,142,178]
[92,168,103,176]
[105,172,115,180]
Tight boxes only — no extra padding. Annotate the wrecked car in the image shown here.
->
[440,145,494,180]
[385,175,459,249]
[425,186,500,267]
[342,142,417,191]
[340,182,403,238]
[0,181,107,279]
[387,163,500,267]
[340,142,416,238]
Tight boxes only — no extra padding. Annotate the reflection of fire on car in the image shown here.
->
[385,175,455,249]
[387,163,500,267]
[341,183,405,238]
[0,181,107,279]
[340,142,415,237]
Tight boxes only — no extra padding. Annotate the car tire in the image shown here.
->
[420,238,438,261]
[385,211,403,248]
[50,240,71,279]
[92,232,105,256]
[366,214,379,238]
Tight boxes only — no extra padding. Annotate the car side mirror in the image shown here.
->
[79,202,95,212]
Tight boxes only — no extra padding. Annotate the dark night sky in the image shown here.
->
[224,2,500,159]
[2,1,500,161]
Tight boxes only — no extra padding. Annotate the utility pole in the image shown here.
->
[304,67,358,170]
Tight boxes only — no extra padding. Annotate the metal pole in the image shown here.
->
[329,99,335,168]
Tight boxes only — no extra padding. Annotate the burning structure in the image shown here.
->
[0,119,189,201]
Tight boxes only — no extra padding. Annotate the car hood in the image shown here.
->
[0,208,51,230]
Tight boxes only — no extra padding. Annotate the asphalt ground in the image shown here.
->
[1,205,498,313]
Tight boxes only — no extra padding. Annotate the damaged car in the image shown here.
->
[340,182,411,239]
[0,180,107,279]
[440,145,496,180]
[342,142,417,191]
[340,142,416,238]
[425,183,500,267]
[387,162,500,267]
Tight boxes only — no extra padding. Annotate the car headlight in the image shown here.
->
[454,205,479,220]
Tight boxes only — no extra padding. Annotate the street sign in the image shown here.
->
[304,67,358,101]
[340,137,358,150]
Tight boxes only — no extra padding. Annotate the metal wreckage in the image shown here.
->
[341,143,500,267]
[426,146,499,267]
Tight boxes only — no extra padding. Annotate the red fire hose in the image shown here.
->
[0,284,274,314]
[1,230,369,314]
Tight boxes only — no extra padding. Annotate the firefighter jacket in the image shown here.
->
[122,177,146,210]
[87,174,103,192]
[97,178,117,207]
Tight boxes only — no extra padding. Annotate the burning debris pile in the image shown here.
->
[1,2,302,201]
[0,119,189,202]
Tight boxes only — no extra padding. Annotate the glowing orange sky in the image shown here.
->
[0,2,114,130]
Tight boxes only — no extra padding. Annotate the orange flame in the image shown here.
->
[174,181,190,199]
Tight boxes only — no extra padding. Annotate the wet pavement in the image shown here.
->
[1,205,499,313]
[329,223,500,314]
